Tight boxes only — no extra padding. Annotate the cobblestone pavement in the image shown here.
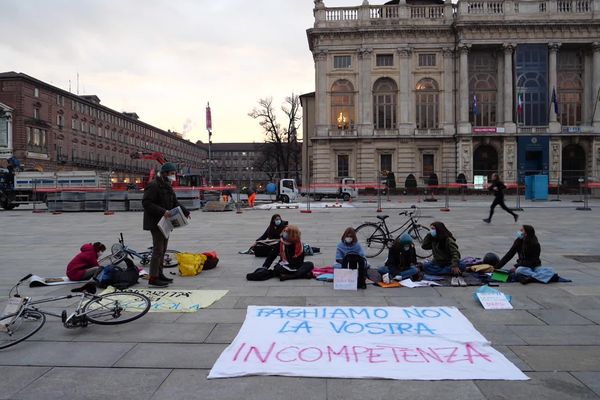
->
[1,198,600,399]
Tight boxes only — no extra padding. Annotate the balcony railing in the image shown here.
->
[328,128,358,138]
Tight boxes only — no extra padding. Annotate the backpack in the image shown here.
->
[202,251,219,270]
[342,253,367,289]
[246,267,274,281]
[97,257,139,289]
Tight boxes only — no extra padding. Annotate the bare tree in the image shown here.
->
[249,94,301,179]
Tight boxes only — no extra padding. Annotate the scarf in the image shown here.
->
[279,239,303,263]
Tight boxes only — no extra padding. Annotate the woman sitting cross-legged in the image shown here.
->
[378,233,423,281]
[272,225,314,281]
[254,214,288,267]
[66,242,106,281]
[334,227,366,268]
[421,222,465,276]
[495,225,558,284]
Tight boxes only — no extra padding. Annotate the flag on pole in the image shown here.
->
[472,95,478,115]
[517,92,523,115]
[551,87,558,115]
[206,102,212,138]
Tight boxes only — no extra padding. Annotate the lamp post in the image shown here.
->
[206,103,213,186]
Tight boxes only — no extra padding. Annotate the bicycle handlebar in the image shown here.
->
[19,274,32,283]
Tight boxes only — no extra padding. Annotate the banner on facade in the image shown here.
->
[208,306,529,381]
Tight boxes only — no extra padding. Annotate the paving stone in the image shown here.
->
[326,379,486,400]
[0,342,135,367]
[528,309,594,325]
[472,324,528,346]
[10,367,170,400]
[571,372,600,397]
[0,366,50,400]
[176,308,247,324]
[461,309,545,326]
[573,309,600,324]
[385,296,461,308]
[492,345,531,371]
[306,296,392,307]
[233,296,306,308]
[510,346,600,371]
[204,323,241,344]
[71,322,215,343]
[528,294,600,310]
[151,369,326,400]
[115,343,227,369]
[475,372,599,400]
[508,325,600,345]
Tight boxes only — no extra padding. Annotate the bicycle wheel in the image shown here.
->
[408,224,432,259]
[83,292,151,325]
[0,310,46,350]
[163,250,180,268]
[355,223,388,258]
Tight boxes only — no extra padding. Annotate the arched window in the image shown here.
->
[558,51,583,126]
[373,78,397,130]
[469,52,497,127]
[331,80,355,130]
[415,78,439,129]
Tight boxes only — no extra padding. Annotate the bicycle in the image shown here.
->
[355,208,431,258]
[0,274,151,350]
[110,233,180,269]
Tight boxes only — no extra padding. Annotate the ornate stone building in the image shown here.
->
[302,0,600,188]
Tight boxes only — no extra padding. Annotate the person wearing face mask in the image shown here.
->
[254,214,289,267]
[334,227,366,268]
[495,225,557,284]
[377,233,422,281]
[143,162,190,287]
[66,242,106,281]
[272,225,314,281]
[421,221,465,277]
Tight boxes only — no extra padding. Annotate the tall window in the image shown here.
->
[469,52,497,127]
[333,56,352,69]
[516,44,548,126]
[376,54,394,67]
[380,154,392,173]
[331,80,355,130]
[418,54,436,67]
[415,78,439,129]
[373,78,398,130]
[337,154,349,178]
[558,51,583,126]
[26,127,47,153]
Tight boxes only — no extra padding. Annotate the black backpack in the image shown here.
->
[342,253,367,289]
[246,267,274,281]
[97,257,139,289]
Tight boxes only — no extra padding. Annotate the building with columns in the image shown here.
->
[302,0,600,188]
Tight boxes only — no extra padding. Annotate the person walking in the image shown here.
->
[142,162,190,287]
[483,173,518,223]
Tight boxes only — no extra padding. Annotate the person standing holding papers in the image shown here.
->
[143,162,190,287]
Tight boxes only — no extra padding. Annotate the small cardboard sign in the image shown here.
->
[476,292,513,310]
[333,269,358,291]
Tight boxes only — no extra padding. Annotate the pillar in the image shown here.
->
[397,47,413,134]
[458,43,471,133]
[503,43,516,133]
[314,50,328,137]
[548,42,561,132]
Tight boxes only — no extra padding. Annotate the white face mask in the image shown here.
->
[274,219,282,226]
[403,245,410,251]
[344,237,353,244]
[167,175,176,182]
[281,232,289,240]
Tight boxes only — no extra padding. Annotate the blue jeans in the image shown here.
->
[377,266,419,280]
[515,266,556,283]
[422,260,467,276]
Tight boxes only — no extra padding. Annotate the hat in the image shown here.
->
[398,233,413,245]
[160,163,177,173]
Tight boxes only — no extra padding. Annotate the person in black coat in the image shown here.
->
[495,225,556,284]
[256,214,288,267]
[272,225,313,281]
[483,173,518,223]
[142,162,190,287]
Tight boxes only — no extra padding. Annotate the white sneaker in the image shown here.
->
[451,277,459,286]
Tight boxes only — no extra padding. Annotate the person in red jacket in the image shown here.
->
[66,242,106,281]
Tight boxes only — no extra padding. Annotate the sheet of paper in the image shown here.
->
[477,293,513,310]
[400,279,441,288]
[334,269,358,291]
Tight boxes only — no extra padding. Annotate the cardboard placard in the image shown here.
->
[476,292,513,310]
[334,269,358,291]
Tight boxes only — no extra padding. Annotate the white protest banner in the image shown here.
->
[477,293,513,310]
[102,287,228,312]
[333,269,357,291]
[208,306,528,381]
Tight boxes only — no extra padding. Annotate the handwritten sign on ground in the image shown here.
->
[208,306,528,380]
[333,269,357,291]
[477,292,513,310]
[102,287,228,312]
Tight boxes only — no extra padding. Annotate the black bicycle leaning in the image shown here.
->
[110,233,180,269]
[355,208,431,258]
[0,274,151,350]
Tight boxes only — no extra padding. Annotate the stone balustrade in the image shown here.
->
[314,0,600,27]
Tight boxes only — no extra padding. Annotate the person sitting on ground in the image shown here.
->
[378,233,423,281]
[272,225,314,281]
[256,214,288,266]
[334,227,366,268]
[66,242,106,281]
[495,225,557,284]
[421,222,465,276]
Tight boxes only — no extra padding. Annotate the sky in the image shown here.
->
[0,0,378,144]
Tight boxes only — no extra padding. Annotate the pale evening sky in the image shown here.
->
[2,0,394,144]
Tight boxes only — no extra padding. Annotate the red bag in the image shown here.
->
[202,251,219,270]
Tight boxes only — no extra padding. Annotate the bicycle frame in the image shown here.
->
[376,212,421,240]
